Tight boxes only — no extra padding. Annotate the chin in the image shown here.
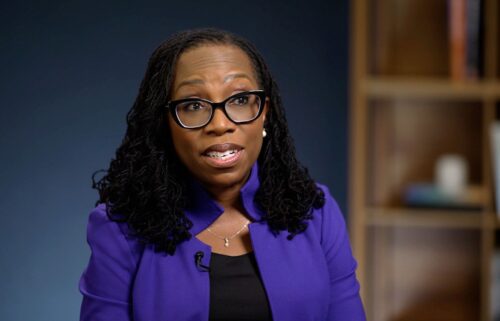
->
[208,171,246,186]
[200,167,250,189]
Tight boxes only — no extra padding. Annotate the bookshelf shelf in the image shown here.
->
[366,207,484,229]
[364,77,500,100]
[349,0,500,320]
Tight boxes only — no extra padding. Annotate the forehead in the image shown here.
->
[173,44,257,87]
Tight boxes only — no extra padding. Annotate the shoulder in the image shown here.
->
[310,183,349,252]
[85,203,144,265]
[312,183,345,226]
[87,203,112,229]
[86,203,127,241]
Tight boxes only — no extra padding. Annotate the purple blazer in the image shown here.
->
[79,163,366,321]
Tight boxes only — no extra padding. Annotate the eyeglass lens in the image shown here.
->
[175,93,262,128]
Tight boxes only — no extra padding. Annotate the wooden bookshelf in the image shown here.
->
[349,0,500,320]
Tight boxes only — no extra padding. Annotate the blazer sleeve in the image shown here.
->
[79,204,141,321]
[318,185,367,321]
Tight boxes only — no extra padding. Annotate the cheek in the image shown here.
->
[245,123,265,155]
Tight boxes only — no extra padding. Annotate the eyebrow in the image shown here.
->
[223,73,252,83]
[174,73,252,92]
[175,79,204,92]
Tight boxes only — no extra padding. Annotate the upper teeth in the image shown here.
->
[206,150,237,158]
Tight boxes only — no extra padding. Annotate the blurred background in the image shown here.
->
[349,0,500,320]
[0,1,349,320]
[3,1,499,321]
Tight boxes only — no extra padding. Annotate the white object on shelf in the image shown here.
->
[435,154,468,199]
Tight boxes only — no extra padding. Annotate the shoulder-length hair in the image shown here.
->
[92,27,325,255]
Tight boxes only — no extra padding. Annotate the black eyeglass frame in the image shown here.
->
[166,90,266,129]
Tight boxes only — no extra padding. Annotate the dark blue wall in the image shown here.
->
[0,1,348,320]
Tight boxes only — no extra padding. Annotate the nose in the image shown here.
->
[203,107,236,136]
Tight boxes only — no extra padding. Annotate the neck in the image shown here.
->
[202,169,252,211]
[204,181,244,211]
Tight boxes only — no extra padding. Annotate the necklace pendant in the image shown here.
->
[224,238,229,247]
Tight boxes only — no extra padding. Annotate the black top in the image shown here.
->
[209,252,273,321]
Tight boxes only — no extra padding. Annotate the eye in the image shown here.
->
[229,95,250,106]
[187,102,203,111]
[178,100,208,112]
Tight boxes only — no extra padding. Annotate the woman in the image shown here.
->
[79,28,366,321]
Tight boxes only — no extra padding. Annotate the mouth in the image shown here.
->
[202,143,244,167]
[205,149,239,160]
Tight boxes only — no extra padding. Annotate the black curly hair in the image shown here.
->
[92,27,325,255]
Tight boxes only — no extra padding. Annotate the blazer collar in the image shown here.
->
[184,162,266,236]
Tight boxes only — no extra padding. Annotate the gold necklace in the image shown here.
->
[206,219,250,247]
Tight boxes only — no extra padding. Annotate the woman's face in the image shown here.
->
[168,44,268,193]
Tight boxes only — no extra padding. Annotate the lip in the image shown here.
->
[202,143,244,155]
[201,144,244,169]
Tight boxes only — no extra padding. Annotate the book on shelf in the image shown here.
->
[448,0,482,80]
[403,183,483,210]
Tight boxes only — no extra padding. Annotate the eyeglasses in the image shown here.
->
[166,90,266,129]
